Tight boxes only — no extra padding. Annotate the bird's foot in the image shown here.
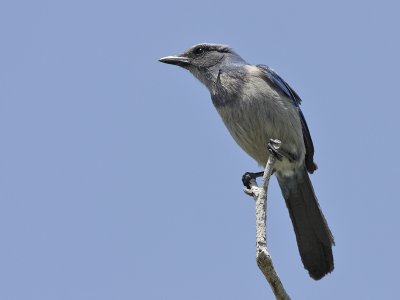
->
[242,171,264,189]
[267,139,283,160]
[267,139,298,162]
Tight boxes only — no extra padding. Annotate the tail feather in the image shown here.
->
[277,168,334,280]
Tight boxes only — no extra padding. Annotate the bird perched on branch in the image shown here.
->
[159,43,334,280]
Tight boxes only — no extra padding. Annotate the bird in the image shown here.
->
[159,43,334,280]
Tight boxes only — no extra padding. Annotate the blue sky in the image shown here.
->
[1,0,399,299]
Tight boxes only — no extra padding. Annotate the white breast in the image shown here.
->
[215,66,305,172]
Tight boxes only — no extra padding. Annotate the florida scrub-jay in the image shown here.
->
[159,43,334,280]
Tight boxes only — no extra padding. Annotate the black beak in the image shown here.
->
[159,55,190,67]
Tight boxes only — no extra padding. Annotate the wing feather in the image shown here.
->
[257,64,317,173]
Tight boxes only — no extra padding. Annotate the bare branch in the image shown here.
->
[243,139,291,300]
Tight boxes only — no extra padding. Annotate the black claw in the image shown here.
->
[242,171,264,188]
[242,172,252,189]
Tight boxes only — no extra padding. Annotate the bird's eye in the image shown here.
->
[194,47,205,54]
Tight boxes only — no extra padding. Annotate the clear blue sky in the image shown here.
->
[1,0,399,299]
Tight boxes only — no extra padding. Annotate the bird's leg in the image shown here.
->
[267,139,298,163]
[267,139,284,161]
[242,139,284,189]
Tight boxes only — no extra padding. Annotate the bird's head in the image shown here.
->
[159,43,245,89]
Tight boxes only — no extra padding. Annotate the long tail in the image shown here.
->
[276,168,334,280]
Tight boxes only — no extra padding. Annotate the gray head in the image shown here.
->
[159,43,246,90]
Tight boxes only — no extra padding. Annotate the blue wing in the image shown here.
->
[257,64,302,106]
[257,64,317,173]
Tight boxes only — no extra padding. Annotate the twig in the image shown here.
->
[243,139,291,300]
